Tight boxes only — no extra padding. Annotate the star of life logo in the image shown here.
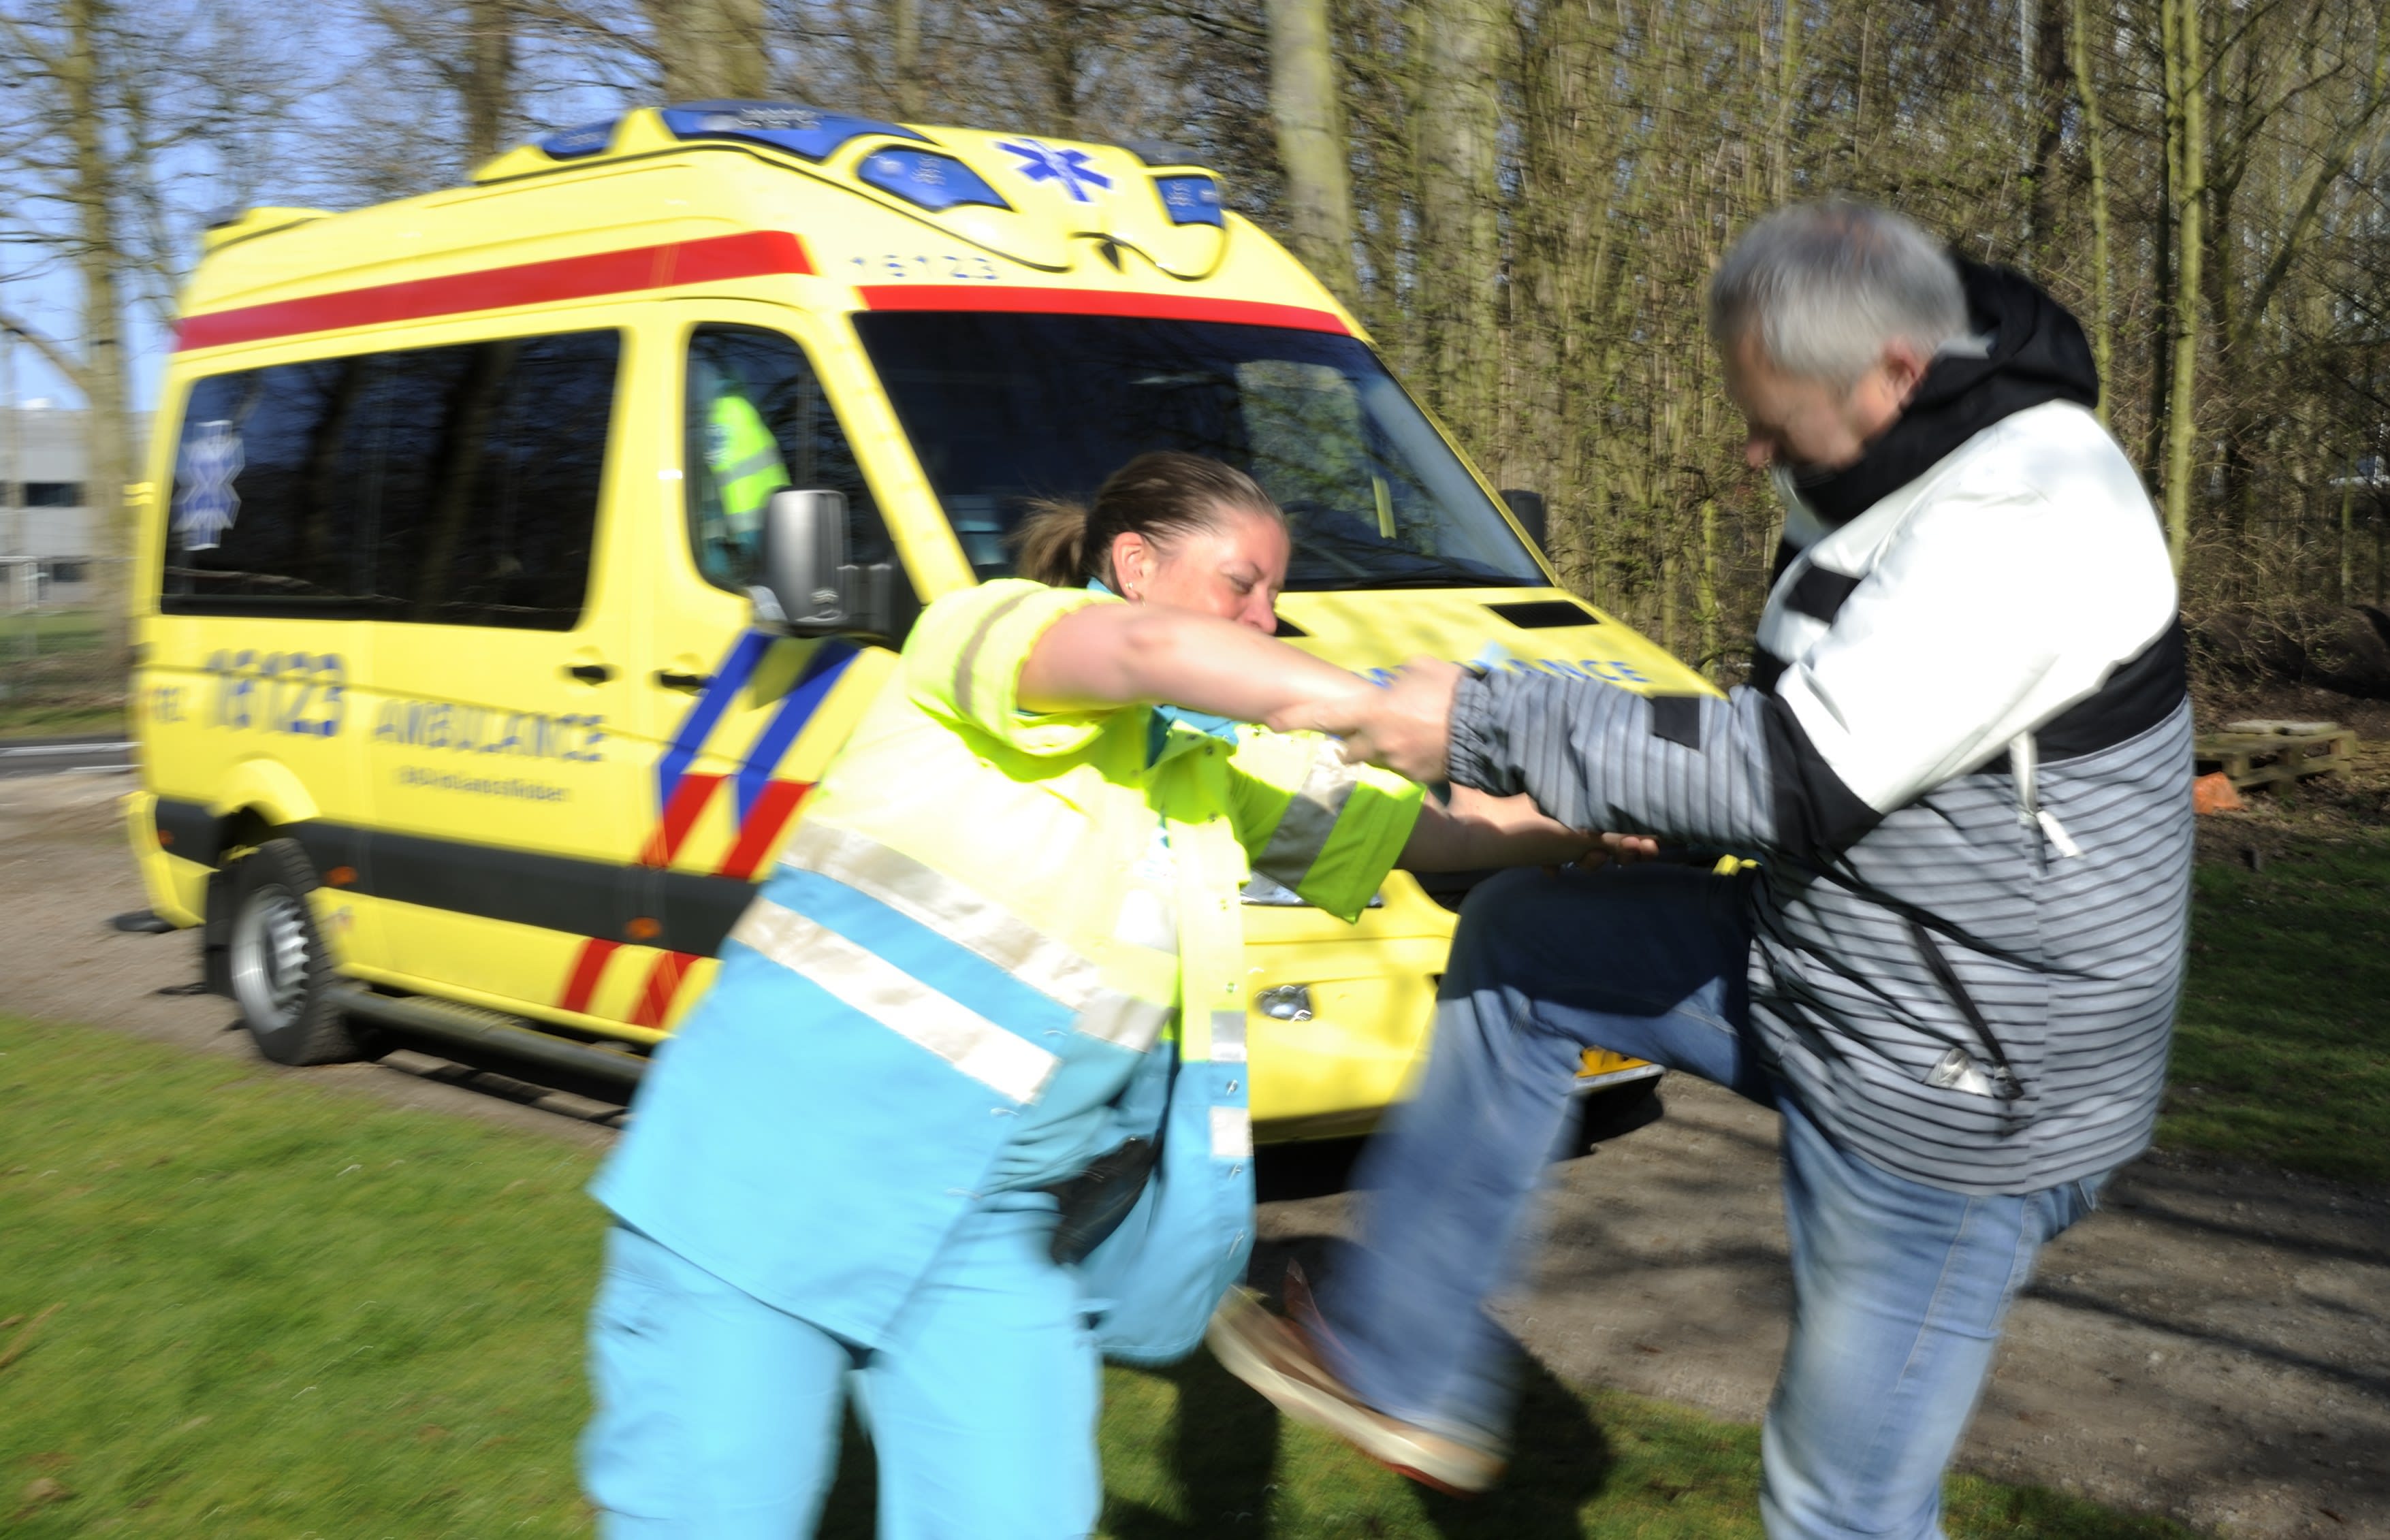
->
[173,419,243,552]
[995,138,1113,204]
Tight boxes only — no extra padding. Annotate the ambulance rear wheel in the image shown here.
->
[227,838,362,1065]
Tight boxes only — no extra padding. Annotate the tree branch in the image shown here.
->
[0,306,89,394]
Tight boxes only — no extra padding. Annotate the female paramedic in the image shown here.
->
[581,452,1599,1539]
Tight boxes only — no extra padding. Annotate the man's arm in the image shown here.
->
[1304,663,1813,859]
[1294,475,2178,867]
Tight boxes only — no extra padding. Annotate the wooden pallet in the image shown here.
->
[2194,720,2357,789]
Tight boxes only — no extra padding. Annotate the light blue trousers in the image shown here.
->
[1315,863,2105,1540]
[581,1196,1099,1539]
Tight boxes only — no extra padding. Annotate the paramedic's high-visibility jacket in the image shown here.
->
[705,391,786,534]
[593,581,1424,1361]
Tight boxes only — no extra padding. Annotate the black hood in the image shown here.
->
[1785,257,2100,533]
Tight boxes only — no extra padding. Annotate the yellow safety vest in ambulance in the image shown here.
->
[591,581,1422,1358]
[702,389,788,541]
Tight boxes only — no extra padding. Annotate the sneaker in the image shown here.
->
[1205,1283,1507,1495]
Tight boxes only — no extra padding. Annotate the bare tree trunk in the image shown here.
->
[2023,0,2069,272]
[462,0,516,165]
[1412,0,1503,446]
[62,0,134,660]
[891,0,922,117]
[2161,0,2205,573]
[1772,0,1803,202]
[1264,0,1359,307]
[2066,0,2115,419]
[2337,463,2355,605]
[641,0,769,100]
[1696,496,1723,677]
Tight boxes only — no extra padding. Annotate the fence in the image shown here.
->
[0,556,131,737]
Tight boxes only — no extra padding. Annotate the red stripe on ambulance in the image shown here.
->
[716,780,813,882]
[176,231,815,351]
[631,950,702,1030]
[558,937,622,1016]
[639,772,724,869]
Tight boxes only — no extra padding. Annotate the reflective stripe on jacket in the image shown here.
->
[593,581,1422,1356]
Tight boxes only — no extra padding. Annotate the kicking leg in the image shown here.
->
[1321,862,1764,1441]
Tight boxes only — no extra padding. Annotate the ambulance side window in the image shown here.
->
[162,329,620,630]
[161,359,379,616]
[370,331,620,629]
[683,325,906,611]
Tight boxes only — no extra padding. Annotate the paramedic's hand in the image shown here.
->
[1277,656,1461,784]
[1572,831,1661,872]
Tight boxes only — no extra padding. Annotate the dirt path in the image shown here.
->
[0,775,620,1149]
[6,776,2386,1537]
[1258,1083,2390,1538]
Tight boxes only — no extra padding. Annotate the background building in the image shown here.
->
[3,405,117,609]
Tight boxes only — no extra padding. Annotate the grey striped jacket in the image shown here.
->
[1451,401,2191,1195]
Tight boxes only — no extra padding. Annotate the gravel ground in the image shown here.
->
[5,774,2385,1538]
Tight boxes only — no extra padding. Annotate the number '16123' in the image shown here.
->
[203,649,347,738]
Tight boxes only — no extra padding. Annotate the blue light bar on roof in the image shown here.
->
[660,100,927,163]
[1153,174,1224,227]
[540,117,620,159]
[857,148,1010,212]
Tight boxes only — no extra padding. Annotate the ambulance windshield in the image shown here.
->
[852,313,1544,590]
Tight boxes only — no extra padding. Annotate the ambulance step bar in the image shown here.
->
[333,986,650,1088]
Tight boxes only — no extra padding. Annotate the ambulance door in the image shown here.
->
[352,325,650,1015]
[586,306,916,1034]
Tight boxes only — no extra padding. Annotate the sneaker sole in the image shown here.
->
[1205,1295,1502,1495]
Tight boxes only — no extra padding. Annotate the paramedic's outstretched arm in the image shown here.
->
[1399,786,1652,872]
[1019,602,1378,724]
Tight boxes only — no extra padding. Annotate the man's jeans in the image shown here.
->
[1313,863,2104,1540]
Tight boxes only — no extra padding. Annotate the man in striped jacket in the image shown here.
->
[1210,202,2190,1540]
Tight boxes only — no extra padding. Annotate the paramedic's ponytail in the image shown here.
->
[1013,498,1093,587]
[1010,451,1282,590]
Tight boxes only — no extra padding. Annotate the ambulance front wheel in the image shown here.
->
[226,838,364,1065]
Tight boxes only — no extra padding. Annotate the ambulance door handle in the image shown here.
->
[564,663,616,685]
[653,669,712,694]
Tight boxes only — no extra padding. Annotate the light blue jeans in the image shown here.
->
[1314,863,2104,1540]
[581,1193,1099,1539]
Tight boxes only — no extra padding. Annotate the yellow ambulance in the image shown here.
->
[126,101,1710,1139]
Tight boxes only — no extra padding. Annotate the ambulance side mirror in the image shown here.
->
[1501,489,1549,556]
[754,488,850,633]
[753,488,900,640]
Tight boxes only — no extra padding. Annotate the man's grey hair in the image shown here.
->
[1707,202,1969,385]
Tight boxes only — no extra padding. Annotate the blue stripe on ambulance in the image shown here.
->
[733,639,859,823]
[656,628,771,812]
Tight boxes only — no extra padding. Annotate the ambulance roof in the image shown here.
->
[178,101,1354,355]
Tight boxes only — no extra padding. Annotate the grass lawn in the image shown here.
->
[0,609,123,739]
[0,699,127,738]
[0,609,106,649]
[2168,818,2390,1187]
[0,1017,2193,1539]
